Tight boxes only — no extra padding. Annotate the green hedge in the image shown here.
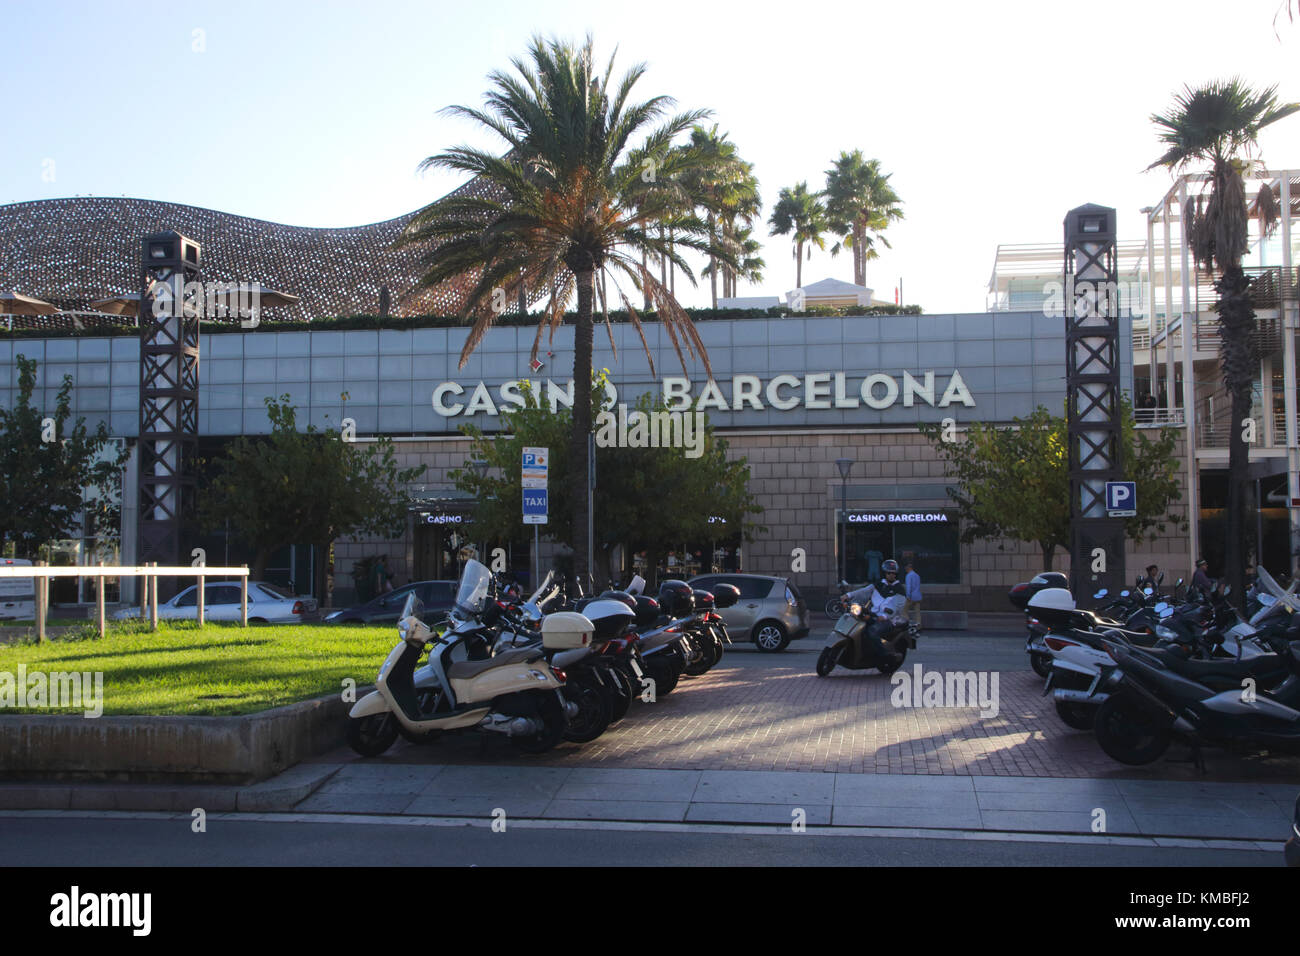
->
[1,303,924,340]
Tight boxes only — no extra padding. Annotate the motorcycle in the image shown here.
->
[1090,627,1300,765]
[816,593,916,677]
[346,560,575,757]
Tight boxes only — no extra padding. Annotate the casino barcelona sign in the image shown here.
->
[431,371,976,418]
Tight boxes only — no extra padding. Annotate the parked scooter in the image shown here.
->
[345,560,576,757]
[1090,626,1300,765]
[815,591,916,676]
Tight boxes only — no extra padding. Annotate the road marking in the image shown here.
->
[0,809,1278,852]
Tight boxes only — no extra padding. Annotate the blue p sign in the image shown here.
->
[1106,481,1136,515]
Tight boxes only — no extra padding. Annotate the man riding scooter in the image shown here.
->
[875,559,907,599]
[816,576,916,677]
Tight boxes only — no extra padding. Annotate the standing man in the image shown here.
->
[1191,558,1214,597]
[904,561,923,634]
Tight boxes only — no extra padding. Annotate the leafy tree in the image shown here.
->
[1149,78,1298,605]
[919,401,1186,571]
[453,377,763,588]
[823,151,903,288]
[0,354,126,558]
[199,396,425,601]
[397,35,737,585]
[768,181,828,289]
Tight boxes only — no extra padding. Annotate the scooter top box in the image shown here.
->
[541,611,596,649]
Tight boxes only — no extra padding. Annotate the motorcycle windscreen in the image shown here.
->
[454,560,492,617]
[400,589,426,624]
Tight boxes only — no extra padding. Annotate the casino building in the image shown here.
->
[0,194,1203,612]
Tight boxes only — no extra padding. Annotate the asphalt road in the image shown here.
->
[0,814,1278,867]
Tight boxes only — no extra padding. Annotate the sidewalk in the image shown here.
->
[2,763,1292,844]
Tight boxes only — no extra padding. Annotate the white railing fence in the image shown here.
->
[0,563,250,642]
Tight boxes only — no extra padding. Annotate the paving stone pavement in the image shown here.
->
[285,762,1297,842]
[309,659,1300,784]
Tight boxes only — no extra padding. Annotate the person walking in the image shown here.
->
[904,562,923,634]
[1191,558,1214,598]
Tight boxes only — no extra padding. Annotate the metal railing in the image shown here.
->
[1134,407,1184,426]
[0,563,250,642]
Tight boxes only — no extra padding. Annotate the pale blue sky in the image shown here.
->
[4,0,1300,312]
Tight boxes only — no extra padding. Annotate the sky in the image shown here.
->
[4,0,1300,313]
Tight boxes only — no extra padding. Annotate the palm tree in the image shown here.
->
[398,35,735,582]
[823,151,903,288]
[704,222,765,298]
[1148,78,1298,606]
[768,182,828,289]
[678,125,761,308]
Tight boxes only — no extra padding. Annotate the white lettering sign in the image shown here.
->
[431,372,976,418]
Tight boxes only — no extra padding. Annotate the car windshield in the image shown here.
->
[454,560,491,618]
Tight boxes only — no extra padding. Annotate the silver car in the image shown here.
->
[111,581,317,623]
[688,574,810,652]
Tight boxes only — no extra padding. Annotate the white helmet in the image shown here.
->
[1026,588,1076,613]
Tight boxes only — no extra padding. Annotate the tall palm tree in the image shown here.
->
[716,160,762,300]
[768,182,828,289]
[678,125,760,308]
[398,35,734,582]
[823,151,903,288]
[1149,78,1298,606]
[704,222,765,297]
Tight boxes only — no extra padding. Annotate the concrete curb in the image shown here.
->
[0,692,356,785]
[0,763,339,812]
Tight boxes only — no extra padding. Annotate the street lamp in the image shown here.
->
[469,459,489,567]
[835,458,853,584]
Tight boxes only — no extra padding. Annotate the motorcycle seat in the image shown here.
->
[1140,645,1285,681]
[447,647,545,680]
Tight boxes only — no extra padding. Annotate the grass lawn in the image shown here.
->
[0,621,397,716]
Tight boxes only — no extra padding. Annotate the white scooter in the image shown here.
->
[346,560,585,757]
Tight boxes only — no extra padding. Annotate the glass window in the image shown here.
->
[174,586,198,607]
[893,523,961,585]
[206,586,241,606]
[726,577,773,600]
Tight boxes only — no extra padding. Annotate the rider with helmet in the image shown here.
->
[875,559,907,599]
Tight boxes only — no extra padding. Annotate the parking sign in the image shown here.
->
[1106,481,1136,517]
[523,488,548,524]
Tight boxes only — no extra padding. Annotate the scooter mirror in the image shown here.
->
[1120,590,1130,597]
[1143,587,1154,597]
[1093,590,1106,599]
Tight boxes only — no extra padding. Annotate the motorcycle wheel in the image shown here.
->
[611,663,637,720]
[510,692,568,754]
[644,657,679,697]
[877,644,907,676]
[561,677,613,743]
[1054,700,1096,731]
[1094,693,1171,765]
[684,633,718,677]
[346,713,399,757]
[816,643,844,677]
[1030,652,1052,679]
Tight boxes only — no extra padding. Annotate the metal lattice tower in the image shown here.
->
[1064,204,1126,595]
[137,231,202,590]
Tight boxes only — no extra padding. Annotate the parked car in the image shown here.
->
[111,581,317,623]
[323,580,458,625]
[688,573,810,652]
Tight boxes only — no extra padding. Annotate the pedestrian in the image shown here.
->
[1137,563,1160,591]
[904,562,923,633]
[374,555,393,595]
[1191,558,1213,596]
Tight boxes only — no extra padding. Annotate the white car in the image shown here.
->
[111,581,317,623]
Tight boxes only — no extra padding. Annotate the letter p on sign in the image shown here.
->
[1105,481,1136,517]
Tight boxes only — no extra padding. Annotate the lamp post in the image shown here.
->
[835,458,853,584]
[470,459,489,568]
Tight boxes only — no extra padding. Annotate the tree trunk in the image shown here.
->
[854,222,866,286]
[709,214,718,309]
[312,539,331,606]
[1040,542,1055,572]
[1218,266,1255,612]
[570,264,596,587]
[252,548,270,582]
[641,248,650,310]
[796,240,803,289]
